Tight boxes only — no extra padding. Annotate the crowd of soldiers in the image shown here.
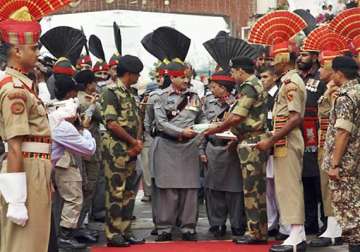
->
[0,1,360,252]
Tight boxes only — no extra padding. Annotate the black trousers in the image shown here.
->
[302,176,322,234]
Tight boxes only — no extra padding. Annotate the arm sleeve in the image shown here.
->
[1,89,31,140]
[52,121,96,156]
[286,82,303,113]
[101,89,119,122]
[154,97,184,137]
[231,84,257,117]
[334,95,355,133]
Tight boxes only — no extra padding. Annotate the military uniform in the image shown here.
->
[317,90,333,217]
[0,68,52,252]
[101,79,140,240]
[272,69,307,225]
[77,91,102,225]
[229,75,268,240]
[203,94,245,233]
[300,67,326,233]
[152,85,207,235]
[322,79,360,244]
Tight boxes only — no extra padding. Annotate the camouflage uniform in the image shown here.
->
[101,79,141,240]
[317,89,333,217]
[77,91,103,225]
[229,75,268,240]
[322,79,360,244]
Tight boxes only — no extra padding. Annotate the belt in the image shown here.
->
[4,142,52,154]
[158,132,190,143]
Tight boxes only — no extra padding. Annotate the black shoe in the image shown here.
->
[151,228,158,236]
[107,235,130,247]
[231,227,245,236]
[155,232,172,242]
[125,235,145,245]
[349,243,360,252]
[275,233,289,241]
[214,225,226,238]
[309,237,343,247]
[73,229,98,244]
[268,229,279,237]
[131,215,136,220]
[209,226,219,234]
[182,232,197,241]
[233,235,267,244]
[58,227,87,249]
[270,241,307,252]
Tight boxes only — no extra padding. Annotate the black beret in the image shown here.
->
[54,75,79,100]
[230,56,255,69]
[332,56,358,71]
[117,55,144,74]
[74,70,95,86]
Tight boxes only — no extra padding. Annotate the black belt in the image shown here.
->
[157,132,190,143]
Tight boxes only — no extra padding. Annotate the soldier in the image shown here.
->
[259,66,291,240]
[202,71,245,238]
[321,56,360,252]
[0,3,68,252]
[101,55,145,247]
[297,48,326,235]
[309,53,342,247]
[203,56,268,244]
[75,69,103,241]
[256,45,307,252]
[151,59,206,241]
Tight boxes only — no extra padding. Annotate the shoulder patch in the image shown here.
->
[10,101,25,114]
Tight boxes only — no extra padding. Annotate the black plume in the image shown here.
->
[113,22,122,55]
[40,26,86,66]
[80,26,90,56]
[141,32,167,61]
[89,35,106,62]
[203,35,258,72]
[152,26,191,61]
[216,30,229,38]
[294,9,317,36]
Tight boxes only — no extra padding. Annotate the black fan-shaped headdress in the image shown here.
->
[294,9,317,36]
[151,26,191,62]
[113,22,122,55]
[89,34,106,62]
[203,34,257,72]
[40,26,86,66]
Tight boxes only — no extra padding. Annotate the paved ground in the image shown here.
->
[59,191,349,252]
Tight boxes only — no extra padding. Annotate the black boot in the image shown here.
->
[107,235,130,247]
[73,228,98,244]
[214,225,226,238]
[231,227,245,236]
[58,227,87,249]
[349,243,360,252]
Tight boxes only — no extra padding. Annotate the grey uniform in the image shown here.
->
[152,85,207,234]
[202,94,245,230]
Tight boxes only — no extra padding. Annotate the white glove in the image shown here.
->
[0,172,28,226]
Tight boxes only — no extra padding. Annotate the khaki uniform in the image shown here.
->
[77,91,102,224]
[0,68,52,252]
[54,151,83,229]
[272,69,306,225]
[317,91,333,217]
[230,75,268,240]
[322,80,360,244]
[101,79,141,240]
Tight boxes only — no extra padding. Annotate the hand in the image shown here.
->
[200,154,208,164]
[182,128,197,139]
[328,167,340,181]
[256,139,273,151]
[7,203,28,227]
[127,140,143,157]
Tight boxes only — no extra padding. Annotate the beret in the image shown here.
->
[117,55,144,74]
[332,56,358,71]
[230,56,255,69]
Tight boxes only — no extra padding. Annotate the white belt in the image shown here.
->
[4,142,52,154]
